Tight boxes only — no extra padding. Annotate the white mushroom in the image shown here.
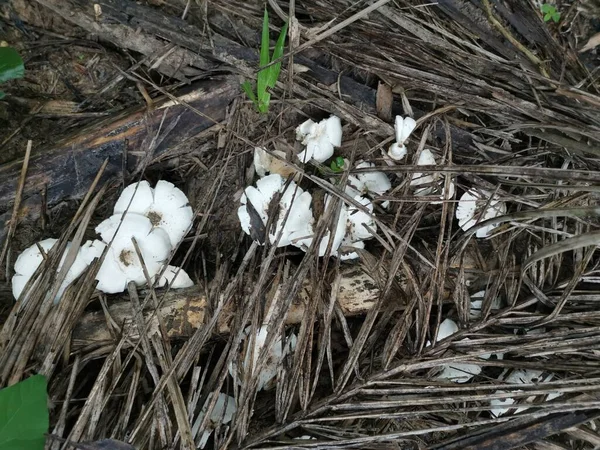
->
[196,393,237,449]
[229,325,297,391]
[237,174,315,248]
[12,238,97,303]
[410,149,437,187]
[427,318,484,383]
[253,147,296,178]
[94,213,172,294]
[408,149,455,204]
[154,265,194,289]
[470,290,503,319]
[347,161,392,197]
[387,116,417,161]
[490,370,560,417]
[113,180,193,248]
[456,188,506,238]
[296,116,343,163]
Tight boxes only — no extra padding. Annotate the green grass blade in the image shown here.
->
[257,9,270,105]
[266,21,288,89]
[241,81,259,109]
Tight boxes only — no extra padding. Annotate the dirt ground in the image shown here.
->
[1,0,600,449]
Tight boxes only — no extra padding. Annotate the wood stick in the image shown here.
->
[71,266,384,351]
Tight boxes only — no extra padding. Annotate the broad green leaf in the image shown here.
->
[266,21,288,89]
[0,47,24,84]
[0,374,49,450]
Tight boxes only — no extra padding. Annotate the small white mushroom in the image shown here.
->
[428,318,484,383]
[387,116,417,161]
[470,290,503,319]
[456,188,506,238]
[410,149,437,187]
[296,116,343,163]
[94,213,172,294]
[490,370,560,417]
[154,265,194,289]
[253,147,296,178]
[238,174,315,248]
[409,149,455,204]
[197,393,236,449]
[12,238,97,303]
[113,180,193,248]
[229,326,297,391]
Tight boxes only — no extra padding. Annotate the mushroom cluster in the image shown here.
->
[12,180,195,303]
[238,115,393,260]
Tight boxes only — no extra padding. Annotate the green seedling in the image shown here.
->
[0,46,24,99]
[330,156,346,173]
[541,3,560,23]
[241,9,288,113]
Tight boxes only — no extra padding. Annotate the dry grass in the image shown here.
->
[1,0,600,449]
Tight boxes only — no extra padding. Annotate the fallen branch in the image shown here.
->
[71,266,384,351]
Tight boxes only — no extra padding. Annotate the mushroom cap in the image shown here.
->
[13,238,58,279]
[114,180,193,248]
[410,149,437,187]
[435,363,483,383]
[490,370,557,417]
[348,161,392,196]
[94,214,172,294]
[12,239,96,303]
[456,188,506,238]
[197,393,236,449]
[346,195,376,242]
[296,116,342,163]
[470,290,503,318]
[253,147,295,178]
[238,174,315,249]
[395,115,417,145]
[155,265,194,289]
[231,326,297,391]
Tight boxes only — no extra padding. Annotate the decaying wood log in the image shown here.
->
[71,266,384,351]
[0,76,239,240]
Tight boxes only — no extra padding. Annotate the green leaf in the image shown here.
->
[241,80,258,106]
[257,9,270,106]
[266,21,288,89]
[0,47,24,84]
[0,374,49,450]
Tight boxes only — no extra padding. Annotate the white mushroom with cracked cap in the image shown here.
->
[113,180,193,248]
[456,188,506,238]
[196,393,237,449]
[94,213,172,294]
[296,115,343,163]
[388,115,417,161]
[12,238,98,303]
[238,174,314,248]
